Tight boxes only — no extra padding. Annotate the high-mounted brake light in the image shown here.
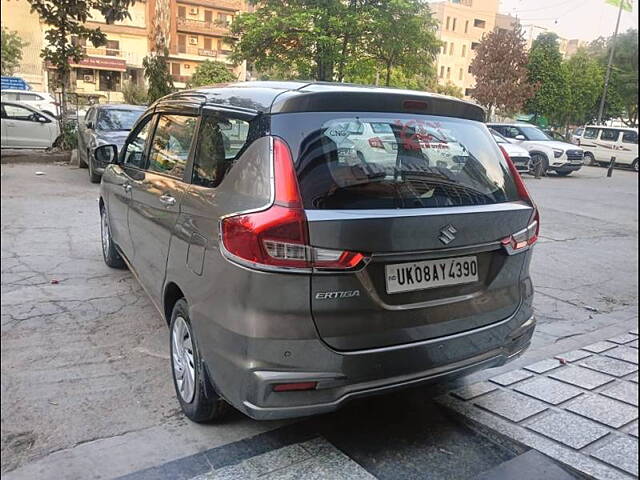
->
[221,138,368,271]
[499,146,540,254]
[368,137,385,149]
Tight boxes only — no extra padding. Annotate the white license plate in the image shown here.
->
[385,256,478,294]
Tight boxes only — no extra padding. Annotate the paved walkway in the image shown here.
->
[439,328,639,480]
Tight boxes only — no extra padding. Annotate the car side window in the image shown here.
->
[3,104,41,122]
[147,114,197,179]
[583,128,599,139]
[622,131,638,144]
[600,129,620,142]
[192,114,250,188]
[502,127,520,139]
[123,116,155,169]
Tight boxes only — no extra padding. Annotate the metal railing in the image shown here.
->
[176,17,231,36]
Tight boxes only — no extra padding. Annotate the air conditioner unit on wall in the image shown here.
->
[189,37,198,45]
[189,7,198,14]
[83,75,95,83]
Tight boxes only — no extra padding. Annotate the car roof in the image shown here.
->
[155,81,485,122]
[95,104,146,111]
[1,89,49,95]
[487,123,538,127]
[583,125,638,132]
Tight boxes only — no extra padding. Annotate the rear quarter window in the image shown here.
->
[272,112,519,210]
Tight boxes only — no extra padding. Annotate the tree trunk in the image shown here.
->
[385,61,392,86]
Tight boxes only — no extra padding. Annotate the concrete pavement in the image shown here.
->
[1,163,637,479]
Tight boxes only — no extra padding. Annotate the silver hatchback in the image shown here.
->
[97,82,538,421]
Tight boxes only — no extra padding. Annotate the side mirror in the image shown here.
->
[37,115,49,123]
[86,121,94,129]
[514,134,526,141]
[95,144,118,165]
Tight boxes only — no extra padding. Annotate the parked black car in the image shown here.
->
[78,104,145,182]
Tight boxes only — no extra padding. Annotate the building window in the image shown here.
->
[441,42,447,54]
[465,88,474,96]
[98,71,120,92]
[465,20,469,33]
[204,9,213,23]
[474,19,486,28]
[471,42,480,50]
[446,16,450,30]
[105,40,119,56]
[178,6,186,18]
[218,13,230,25]
[452,18,457,31]
[440,66,445,78]
[204,37,212,50]
[178,34,186,53]
[468,65,472,73]
[462,44,467,57]
[446,67,451,79]
[171,63,180,76]
[449,42,454,55]
[459,68,463,80]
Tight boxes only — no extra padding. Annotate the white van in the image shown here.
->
[578,126,639,171]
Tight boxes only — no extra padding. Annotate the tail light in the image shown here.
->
[221,137,368,271]
[368,137,385,149]
[499,146,540,254]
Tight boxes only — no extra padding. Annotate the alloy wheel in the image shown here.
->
[172,316,196,403]
[100,210,110,257]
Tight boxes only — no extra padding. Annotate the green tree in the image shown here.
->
[143,0,174,103]
[121,81,148,105]
[525,32,570,125]
[469,25,536,119]
[230,0,440,87]
[143,52,174,103]
[1,28,28,76]
[27,0,135,113]
[187,60,236,88]
[561,49,604,127]
[361,0,440,86]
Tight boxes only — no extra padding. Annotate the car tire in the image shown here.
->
[530,153,548,176]
[100,207,126,269]
[584,152,595,166]
[88,152,101,183]
[632,159,638,172]
[170,299,228,423]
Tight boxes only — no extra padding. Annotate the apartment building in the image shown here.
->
[164,0,246,88]
[521,24,587,58]
[430,0,517,98]
[1,0,246,99]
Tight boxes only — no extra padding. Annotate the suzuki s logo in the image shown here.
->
[315,290,361,300]
[439,224,457,245]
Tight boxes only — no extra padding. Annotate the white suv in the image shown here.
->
[488,123,584,176]
[0,90,59,118]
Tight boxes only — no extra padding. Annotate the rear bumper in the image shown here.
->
[235,313,535,420]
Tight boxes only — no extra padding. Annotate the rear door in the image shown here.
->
[273,112,534,351]
[127,109,198,301]
[618,130,638,165]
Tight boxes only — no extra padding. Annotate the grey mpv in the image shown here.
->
[96,82,538,421]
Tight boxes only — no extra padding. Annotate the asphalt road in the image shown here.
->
[1,164,637,479]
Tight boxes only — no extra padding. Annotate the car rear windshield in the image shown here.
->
[272,112,519,210]
[97,109,143,131]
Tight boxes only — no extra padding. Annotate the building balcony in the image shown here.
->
[172,74,191,84]
[176,45,233,61]
[176,17,235,37]
[178,0,242,12]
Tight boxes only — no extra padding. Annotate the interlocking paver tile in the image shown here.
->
[623,420,638,438]
[590,436,639,476]
[513,377,583,405]
[600,381,639,406]
[565,394,638,428]
[524,359,562,374]
[603,345,639,365]
[489,370,533,387]
[578,355,638,377]
[526,411,609,449]
[473,390,548,422]
[582,342,616,354]
[452,381,497,401]
[549,365,615,390]
[554,350,591,363]
[608,333,638,345]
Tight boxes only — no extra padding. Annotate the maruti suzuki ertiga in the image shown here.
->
[96,82,538,421]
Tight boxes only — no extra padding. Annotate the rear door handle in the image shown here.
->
[159,194,176,206]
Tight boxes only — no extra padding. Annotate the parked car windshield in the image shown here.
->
[520,126,554,141]
[274,113,519,210]
[97,109,143,131]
